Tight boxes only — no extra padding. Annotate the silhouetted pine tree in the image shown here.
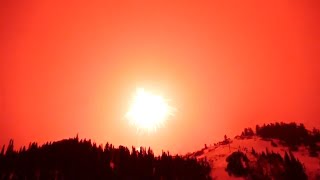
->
[226,151,249,177]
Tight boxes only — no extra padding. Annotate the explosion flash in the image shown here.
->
[126,88,175,133]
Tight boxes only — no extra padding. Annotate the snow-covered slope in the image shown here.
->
[188,136,320,180]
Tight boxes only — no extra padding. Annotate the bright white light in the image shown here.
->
[126,88,174,133]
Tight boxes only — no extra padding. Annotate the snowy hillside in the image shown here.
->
[188,136,320,179]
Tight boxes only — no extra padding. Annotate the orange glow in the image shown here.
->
[1,1,320,154]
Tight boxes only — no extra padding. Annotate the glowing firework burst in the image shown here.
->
[126,88,175,133]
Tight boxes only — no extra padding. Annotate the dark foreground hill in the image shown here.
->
[1,122,319,180]
[0,137,211,180]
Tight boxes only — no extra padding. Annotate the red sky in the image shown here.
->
[1,0,320,154]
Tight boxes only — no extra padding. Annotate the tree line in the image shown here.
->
[0,136,211,180]
[241,122,320,156]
